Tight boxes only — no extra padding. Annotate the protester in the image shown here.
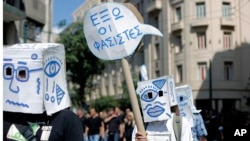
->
[3,43,83,141]
[124,112,135,141]
[85,108,104,141]
[175,85,208,141]
[77,107,88,141]
[105,107,124,141]
[132,76,193,141]
[192,112,208,141]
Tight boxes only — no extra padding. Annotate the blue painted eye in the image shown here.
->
[3,63,14,80]
[177,95,189,104]
[44,61,61,77]
[140,89,158,102]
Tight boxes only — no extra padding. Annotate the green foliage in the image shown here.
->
[58,22,105,106]
[90,96,118,112]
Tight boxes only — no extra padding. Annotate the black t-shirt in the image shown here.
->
[3,109,84,141]
[108,115,123,133]
[86,116,102,135]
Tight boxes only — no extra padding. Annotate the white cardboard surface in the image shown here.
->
[3,43,71,114]
[136,76,172,122]
[84,2,163,60]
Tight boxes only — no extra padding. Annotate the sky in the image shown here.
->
[53,0,85,33]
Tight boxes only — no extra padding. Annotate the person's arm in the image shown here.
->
[119,122,125,139]
[100,120,105,139]
[104,114,116,123]
[85,126,89,136]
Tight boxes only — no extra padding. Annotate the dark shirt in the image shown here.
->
[108,116,122,133]
[124,122,134,141]
[79,116,86,133]
[86,116,102,135]
[3,109,84,141]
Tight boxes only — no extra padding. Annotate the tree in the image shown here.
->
[90,96,118,112]
[58,22,105,107]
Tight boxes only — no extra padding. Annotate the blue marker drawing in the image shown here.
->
[112,7,124,20]
[9,79,20,93]
[36,78,40,94]
[177,95,189,104]
[52,81,55,93]
[100,9,111,23]
[4,58,12,61]
[152,79,166,89]
[141,89,158,102]
[146,105,165,117]
[6,100,29,108]
[44,60,61,77]
[56,84,65,105]
[18,61,27,65]
[51,96,55,103]
[45,93,49,101]
[143,104,152,111]
[154,101,166,106]
[31,53,38,60]
[166,113,172,118]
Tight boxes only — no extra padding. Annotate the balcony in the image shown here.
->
[190,17,209,27]
[24,0,46,24]
[3,0,26,22]
[170,0,184,5]
[146,0,162,13]
[171,21,184,32]
[220,17,235,27]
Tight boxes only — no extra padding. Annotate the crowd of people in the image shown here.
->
[76,105,250,141]
[76,106,135,141]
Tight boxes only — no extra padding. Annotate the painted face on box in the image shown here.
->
[137,76,172,122]
[176,85,194,126]
[3,43,71,115]
[3,49,44,113]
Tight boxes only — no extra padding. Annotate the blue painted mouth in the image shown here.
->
[147,105,165,117]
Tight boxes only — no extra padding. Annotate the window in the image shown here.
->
[175,35,182,53]
[197,32,206,49]
[176,65,183,83]
[196,2,206,18]
[222,2,231,17]
[198,62,207,80]
[175,7,181,22]
[224,61,233,80]
[223,32,232,49]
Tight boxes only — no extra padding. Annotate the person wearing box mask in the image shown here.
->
[3,43,83,141]
[132,76,193,141]
[175,85,208,141]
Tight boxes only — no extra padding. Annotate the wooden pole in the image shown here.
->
[121,58,145,132]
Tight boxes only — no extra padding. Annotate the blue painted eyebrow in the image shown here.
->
[29,68,43,72]
[4,58,12,61]
[18,61,27,65]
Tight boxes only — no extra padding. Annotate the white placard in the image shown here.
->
[84,2,163,60]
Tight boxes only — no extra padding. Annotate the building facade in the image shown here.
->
[142,0,250,112]
[73,0,250,112]
[3,0,53,45]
